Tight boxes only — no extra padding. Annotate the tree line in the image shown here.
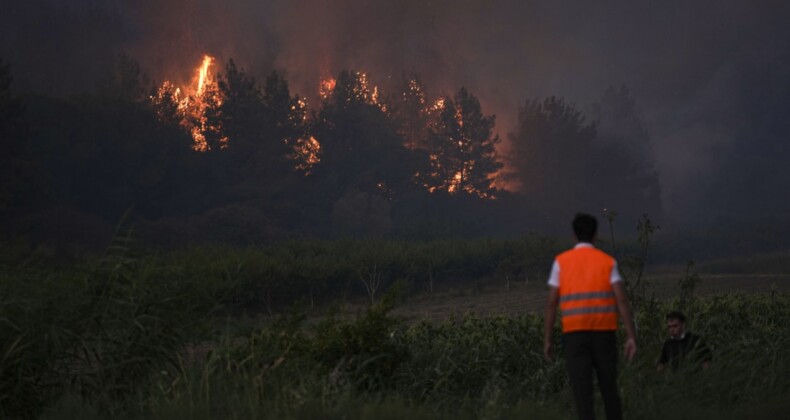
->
[0,55,662,252]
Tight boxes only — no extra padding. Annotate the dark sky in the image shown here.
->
[2,0,789,225]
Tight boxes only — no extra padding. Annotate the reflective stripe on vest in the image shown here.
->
[556,247,619,332]
[561,305,618,317]
[560,291,615,303]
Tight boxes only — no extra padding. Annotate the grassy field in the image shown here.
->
[347,271,790,324]
[2,236,790,419]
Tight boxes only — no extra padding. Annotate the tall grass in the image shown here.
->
[0,232,236,418]
[3,236,790,418]
[29,292,789,419]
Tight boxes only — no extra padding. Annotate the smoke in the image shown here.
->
[2,0,789,225]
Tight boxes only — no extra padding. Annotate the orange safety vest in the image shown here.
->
[556,246,619,332]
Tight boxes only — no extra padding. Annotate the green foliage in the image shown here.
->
[3,233,790,419]
[402,314,564,407]
[160,236,558,312]
[620,213,661,307]
[5,261,790,419]
[620,292,790,419]
[309,296,409,392]
[0,230,230,418]
[677,260,701,313]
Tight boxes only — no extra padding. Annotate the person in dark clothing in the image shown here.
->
[657,311,712,371]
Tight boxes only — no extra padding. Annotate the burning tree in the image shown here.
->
[389,74,433,150]
[423,87,502,198]
[150,56,317,177]
[260,71,316,175]
[313,70,411,194]
[312,70,425,236]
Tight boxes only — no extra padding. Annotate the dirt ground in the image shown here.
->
[390,273,790,322]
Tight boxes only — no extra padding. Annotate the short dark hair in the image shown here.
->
[572,213,598,242]
[666,311,686,323]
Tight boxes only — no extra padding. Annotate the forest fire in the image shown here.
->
[151,54,226,151]
[195,55,213,96]
[149,61,496,196]
[319,77,336,100]
[431,98,445,112]
[354,72,382,108]
[292,136,322,174]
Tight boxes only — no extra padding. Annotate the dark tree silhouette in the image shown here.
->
[214,59,263,149]
[389,73,432,150]
[0,59,33,232]
[260,71,310,175]
[593,86,663,220]
[507,97,598,212]
[108,53,151,103]
[311,70,423,236]
[508,95,662,225]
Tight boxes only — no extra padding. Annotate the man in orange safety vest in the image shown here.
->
[543,213,637,420]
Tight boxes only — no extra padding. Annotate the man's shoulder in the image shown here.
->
[557,246,614,261]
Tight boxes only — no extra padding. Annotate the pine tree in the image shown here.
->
[424,87,502,197]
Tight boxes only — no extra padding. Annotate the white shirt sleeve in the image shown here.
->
[611,261,623,284]
[547,260,560,288]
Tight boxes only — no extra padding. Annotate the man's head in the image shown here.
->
[666,311,686,339]
[572,213,598,243]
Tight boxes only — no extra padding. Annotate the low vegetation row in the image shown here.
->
[2,235,788,418]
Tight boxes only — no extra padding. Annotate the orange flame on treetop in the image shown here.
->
[196,55,213,96]
[152,54,226,152]
[320,77,336,100]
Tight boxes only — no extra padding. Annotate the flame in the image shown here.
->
[196,55,213,95]
[291,135,321,174]
[320,77,336,100]
[447,171,463,194]
[455,106,464,128]
[431,98,445,112]
[406,80,427,105]
[417,96,495,199]
[290,98,309,123]
[320,72,386,110]
[355,72,383,108]
[152,54,226,151]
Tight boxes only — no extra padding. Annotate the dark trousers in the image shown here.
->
[564,331,622,420]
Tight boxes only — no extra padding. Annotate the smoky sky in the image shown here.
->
[2,0,790,225]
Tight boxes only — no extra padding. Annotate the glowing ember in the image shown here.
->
[447,171,464,193]
[431,98,445,112]
[407,80,427,105]
[320,72,385,110]
[290,98,309,123]
[354,72,382,107]
[455,106,464,128]
[291,135,321,174]
[320,78,336,100]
